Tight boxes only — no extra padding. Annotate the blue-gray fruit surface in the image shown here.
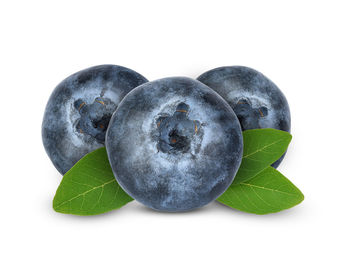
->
[106,77,243,212]
[42,65,148,175]
[197,66,291,168]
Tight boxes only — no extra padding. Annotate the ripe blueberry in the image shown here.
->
[197,66,291,168]
[106,77,243,212]
[42,65,148,174]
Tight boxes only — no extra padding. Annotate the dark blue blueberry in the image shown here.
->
[197,66,291,168]
[42,65,148,174]
[106,77,243,212]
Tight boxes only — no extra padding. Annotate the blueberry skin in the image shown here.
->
[197,66,291,168]
[42,65,148,175]
[106,77,243,212]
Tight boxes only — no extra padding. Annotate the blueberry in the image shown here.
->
[106,77,243,212]
[197,66,291,168]
[42,65,148,174]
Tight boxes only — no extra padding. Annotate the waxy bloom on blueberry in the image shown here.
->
[42,65,148,174]
[198,66,291,168]
[106,77,243,212]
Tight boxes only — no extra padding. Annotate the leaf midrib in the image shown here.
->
[243,138,286,158]
[239,182,299,196]
[54,179,115,209]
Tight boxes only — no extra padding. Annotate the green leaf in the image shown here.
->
[218,167,304,214]
[233,128,292,184]
[53,147,133,215]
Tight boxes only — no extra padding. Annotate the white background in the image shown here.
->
[1,0,349,265]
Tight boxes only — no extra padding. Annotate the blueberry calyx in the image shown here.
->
[74,97,116,143]
[233,98,268,130]
[156,102,201,154]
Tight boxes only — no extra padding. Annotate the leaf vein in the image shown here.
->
[249,185,275,208]
[55,179,115,210]
[243,139,285,158]
[240,182,298,196]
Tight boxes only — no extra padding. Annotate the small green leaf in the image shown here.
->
[53,147,133,215]
[233,128,292,184]
[218,167,304,214]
